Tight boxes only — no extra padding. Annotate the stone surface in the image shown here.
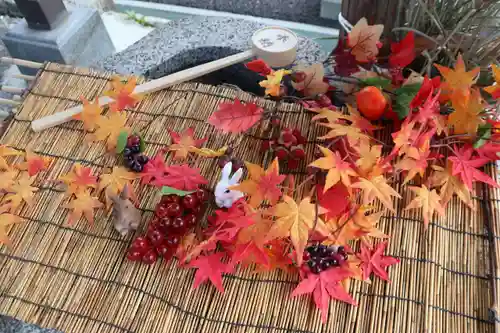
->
[2,6,115,75]
[0,316,62,333]
[94,16,326,94]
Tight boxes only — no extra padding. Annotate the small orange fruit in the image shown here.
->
[356,86,388,120]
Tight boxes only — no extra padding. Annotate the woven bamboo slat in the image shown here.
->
[0,62,499,333]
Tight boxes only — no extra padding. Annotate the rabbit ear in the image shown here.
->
[221,162,233,180]
[229,168,243,185]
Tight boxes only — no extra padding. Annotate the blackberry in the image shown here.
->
[123,148,132,156]
[129,145,141,154]
[305,243,349,274]
[136,154,149,165]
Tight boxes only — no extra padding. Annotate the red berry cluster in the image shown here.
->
[261,127,306,169]
[127,188,209,264]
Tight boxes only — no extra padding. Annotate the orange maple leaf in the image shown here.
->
[448,88,484,135]
[98,166,138,208]
[16,149,51,176]
[311,107,351,124]
[484,64,500,99]
[354,141,382,176]
[351,175,401,212]
[91,112,130,151]
[0,213,22,247]
[0,173,38,213]
[230,158,286,208]
[65,190,103,225]
[0,145,23,170]
[168,127,207,160]
[405,185,445,229]
[0,170,17,191]
[309,145,357,192]
[347,18,384,63]
[259,69,291,96]
[103,76,143,112]
[395,140,432,184]
[265,196,328,266]
[434,54,479,110]
[73,96,103,131]
[429,164,473,208]
[58,164,98,197]
[391,120,416,156]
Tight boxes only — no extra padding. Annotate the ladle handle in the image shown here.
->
[31,49,256,132]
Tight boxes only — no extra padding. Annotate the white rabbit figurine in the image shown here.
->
[215,161,244,208]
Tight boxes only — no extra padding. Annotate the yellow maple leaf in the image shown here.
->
[318,122,369,146]
[103,76,143,112]
[434,54,479,110]
[264,196,328,266]
[73,96,103,131]
[311,107,351,124]
[354,141,382,175]
[230,158,286,208]
[351,175,401,213]
[0,213,22,247]
[91,112,130,151]
[484,64,500,99]
[448,88,484,135]
[168,127,207,160]
[309,145,357,191]
[259,69,291,96]
[65,190,103,225]
[98,166,138,208]
[405,185,445,229]
[0,170,17,191]
[429,165,472,208]
[0,145,23,170]
[0,173,38,212]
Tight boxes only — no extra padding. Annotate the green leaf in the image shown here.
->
[393,93,415,119]
[394,83,422,95]
[116,130,129,154]
[474,123,492,148]
[161,186,195,197]
[139,136,146,152]
[360,77,391,89]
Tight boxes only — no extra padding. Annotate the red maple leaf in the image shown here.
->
[291,267,357,323]
[141,153,169,187]
[410,76,441,109]
[449,145,499,190]
[475,141,500,160]
[188,252,233,293]
[208,98,264,134]
[212,200,255,242]
[231,242,269,268]
[331,38,359,77]
[245,59,272,76]
[168,127,207,160]
[316,184,350,219]
[357,242,399,281]
[163,164,208,190]
[411,90,441,125]
[389,32,416,68]
[16,150,52,176]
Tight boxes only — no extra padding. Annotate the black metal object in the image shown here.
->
[13,0,67,30]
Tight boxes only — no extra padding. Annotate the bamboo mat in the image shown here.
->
[0,62,499,333]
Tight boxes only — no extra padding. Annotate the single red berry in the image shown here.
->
[292,128,302,138]
[172,217,187,232]
[166,202,182,217]
[127,134,141,147]
[218,155,230,168]
[127,249,143,261]
[161,195,180,205]
[274,146,289,160]
[156,243,172,258]
[184,213,198,227]
[288,158,300,169]
[147,229,165,247]
[166,235,180,247]
[157,216,173,232]
[195,188,208,202]
[182,194,199,210]
[131,236,150,252]
[231,158,244,172]
[142,249,158,265]
[261,140,271,152]
[291,145,305,159]
[280,132,297,146]
[190,206,202,215]
[146,223,157,235]
[225,146,234,156]
[317,94,332,107]
[303,251,311,261]
[292,71,306,83]
[155,204,169,218]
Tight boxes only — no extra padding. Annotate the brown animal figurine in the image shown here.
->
[110,184,141,237]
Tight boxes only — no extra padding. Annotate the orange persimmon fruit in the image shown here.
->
[356,86,388,120]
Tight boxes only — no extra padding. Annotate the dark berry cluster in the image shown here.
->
[127,188,208,264]
[261,127,306,169]
[123,135,149,172]
[217,146,245,172]
[303,244,348,274]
